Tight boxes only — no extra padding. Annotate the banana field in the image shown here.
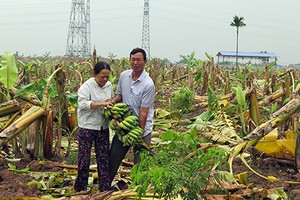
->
[0,50,300,199]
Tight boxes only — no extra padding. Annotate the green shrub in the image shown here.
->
[130,129,228,199]
[170,87,194,118]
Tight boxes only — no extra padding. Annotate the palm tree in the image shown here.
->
[230,15,246,71]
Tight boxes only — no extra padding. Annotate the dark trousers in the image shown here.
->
[109,133,151,183]
[74,128,110,192]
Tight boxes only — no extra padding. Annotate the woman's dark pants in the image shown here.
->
[74,128,110,192]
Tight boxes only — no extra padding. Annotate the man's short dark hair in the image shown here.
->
[130,48,147,61]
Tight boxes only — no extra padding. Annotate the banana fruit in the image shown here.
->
[103,103,143,147]
[101,103,130,120]
[121,127,144,146]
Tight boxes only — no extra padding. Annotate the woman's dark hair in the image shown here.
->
[94,61,111,74]
[130,48,147,61]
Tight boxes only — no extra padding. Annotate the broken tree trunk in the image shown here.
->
[55,65,71,134]
[0,100,22,118]
[9,87,42,106]
[258,89,286,106]
[244,98,300,141]
[0,106,45,147]
[44,110,54,159]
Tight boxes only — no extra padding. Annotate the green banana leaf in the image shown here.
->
[232,84,246,109]
[0,52,18,89]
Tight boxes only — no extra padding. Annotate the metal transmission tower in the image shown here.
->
[141,0,150,58]
[66,0,91,57]
[86,0,91,55]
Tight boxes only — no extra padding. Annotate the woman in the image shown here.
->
[74,61,113,192]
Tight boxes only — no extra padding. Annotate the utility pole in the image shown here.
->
[141,0,150,58]
[66,0,91,57]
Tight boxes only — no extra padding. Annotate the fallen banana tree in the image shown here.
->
[0,106,45,147]
[0,100,22,118]
[229,98,300,174]
[0,65,70,160]
[244,98,300,141]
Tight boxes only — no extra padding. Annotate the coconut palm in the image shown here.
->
[230,15,246,71]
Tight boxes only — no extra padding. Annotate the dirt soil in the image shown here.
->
[232,153,300,199]
[0,154,65,198]
[1,150,300,199]
[1,100,300,199]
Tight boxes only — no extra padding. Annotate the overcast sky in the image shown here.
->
[1,0,299,65]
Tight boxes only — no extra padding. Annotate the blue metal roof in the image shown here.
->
[217,51,277,58]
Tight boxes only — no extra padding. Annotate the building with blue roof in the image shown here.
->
[216,51,278,65]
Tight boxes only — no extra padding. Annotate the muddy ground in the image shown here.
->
[1,99,300,199]
[1,150,300,199]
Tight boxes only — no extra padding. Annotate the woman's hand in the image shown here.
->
[105,99,114,106]
[109,98,117,104]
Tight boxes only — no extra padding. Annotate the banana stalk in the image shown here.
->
[34,116,44,160]
[277,68,294,82]
[9,87,42,106]
[264,65,270,95]
[295,133,300,170]
[21,128,27,155]
[270,74,277,93]
[222,70,230,95]
[244,98,300,141]
[106,189,162,200]
[42,67,62,110]
[92,48,98,67]
[54,120,62,155]
[240,153,278,182]
[236,98,300,172]
[258,89,285,106]
[1,109,22,130]
[44,110,53,159]
[210,63,216,91]
[289,70,295,93]
[66,126,78,158]
[283,77,291,101]
[12,138,20,155]
[0,100,21,118]
[0,106,45,147]
[284,181,300,185]
[228,140,258,174]
[249,88,260,131]
[202,68,208,94]
[55,65,71,134]
[69,106,77,131]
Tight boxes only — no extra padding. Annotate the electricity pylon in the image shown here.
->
[141,0,150,58]
[66,0,91,57]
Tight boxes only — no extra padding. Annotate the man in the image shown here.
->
[109,47,155,184]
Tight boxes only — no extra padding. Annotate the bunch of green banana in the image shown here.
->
[109,119,126,136]
[109,119,121,131]
[109,115,139,134]
[101,103,130,120]
[101,105,113,119]
[103,103,144,147]
[117,127,144,146]
[118,115,139,131]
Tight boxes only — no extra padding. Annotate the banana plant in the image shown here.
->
[232,84,247,135]
[180,52,199,68]
[0,52,20,153]
[0,52,19,101]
